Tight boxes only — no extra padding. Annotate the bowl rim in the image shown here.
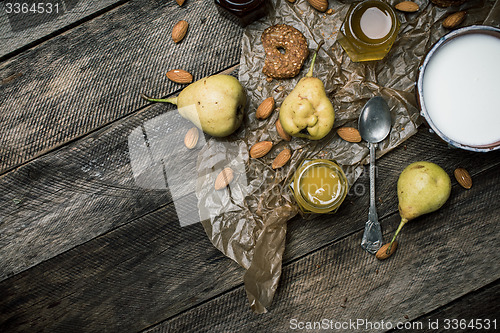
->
[416,25,500,152]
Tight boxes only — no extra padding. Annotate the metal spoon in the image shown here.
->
[358,96,392,254]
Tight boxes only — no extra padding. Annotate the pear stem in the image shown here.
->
[306,40,325,78]
[141,93,178,105]
[387,218,408,253]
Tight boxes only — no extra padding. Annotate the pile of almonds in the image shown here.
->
[215,87,373,190]
[213,92,296,190]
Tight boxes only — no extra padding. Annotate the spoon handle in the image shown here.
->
[369,143,376,209]
[361,143,383,254]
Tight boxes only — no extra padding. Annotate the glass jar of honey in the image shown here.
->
[337,0,400,62]
[290,159,349,214]
[214,0,270,27]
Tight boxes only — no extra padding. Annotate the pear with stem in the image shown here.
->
[279,41,335,140]
[142,75,246,137]
[386,161,451,254]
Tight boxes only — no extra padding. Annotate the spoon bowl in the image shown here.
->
[359,96,392,143]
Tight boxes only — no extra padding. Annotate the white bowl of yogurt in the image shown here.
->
[417,25,500,152]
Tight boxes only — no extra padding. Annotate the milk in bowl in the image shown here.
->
[417,26,500,151]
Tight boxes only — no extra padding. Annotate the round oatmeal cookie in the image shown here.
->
[261,24,309,79]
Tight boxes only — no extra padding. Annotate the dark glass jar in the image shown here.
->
[215,0,270,27]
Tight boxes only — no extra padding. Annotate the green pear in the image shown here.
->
[387,161,451,252]
[279,41,335,140]
[142,75,246,137]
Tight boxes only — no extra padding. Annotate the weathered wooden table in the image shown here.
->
[1,1,499,332]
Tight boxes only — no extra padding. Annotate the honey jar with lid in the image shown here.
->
[290,159,349,214]
[337,0,400,62]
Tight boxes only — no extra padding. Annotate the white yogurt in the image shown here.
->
[422,33,500,146]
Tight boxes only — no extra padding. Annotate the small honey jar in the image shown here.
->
[290,159,349,214]
[337,0,400,62]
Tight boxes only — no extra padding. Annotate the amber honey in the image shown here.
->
[291,159,348,214]
[338,0,400,62]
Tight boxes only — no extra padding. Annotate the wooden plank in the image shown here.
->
[0,99,210,280]
[0,0,243,174]
[404,279,500,332]
[0,0,127,59]
[0,193,243,333]
[1,129,499,332]
[0,123,496,282]
[0,66,241,281]
[144,165,500,332]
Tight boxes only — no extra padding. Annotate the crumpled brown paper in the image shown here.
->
[196,0,498,313]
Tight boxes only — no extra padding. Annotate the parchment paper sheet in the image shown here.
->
[196,0,497,313]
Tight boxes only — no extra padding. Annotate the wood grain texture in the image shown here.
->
[402,279,500,332]
[0,0,127,59]
[146,166,500,333]
[0,100,210,281]
[1,129,499,332]
[0,68,242,281]
[0,0,243,174]
[0,195,244,333]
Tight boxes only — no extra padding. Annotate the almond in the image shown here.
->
[184,127,199,149]
[307,0,328,12]
[172,20,188,43]
[443,11,467,29]
[214,167,234,190]
[395,1,419,12]
[454,167,472,189]
[166,69,193,84]
[250,141,273,158]
[256,97,275,120]
[176,0,185,6]
[286,0,296,3]
[337,127,362,143]
[276,119,292,141]
[272,148,292,169]
[376,242,398,260]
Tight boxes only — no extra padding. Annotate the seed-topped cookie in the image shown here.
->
[261,24,309,79]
